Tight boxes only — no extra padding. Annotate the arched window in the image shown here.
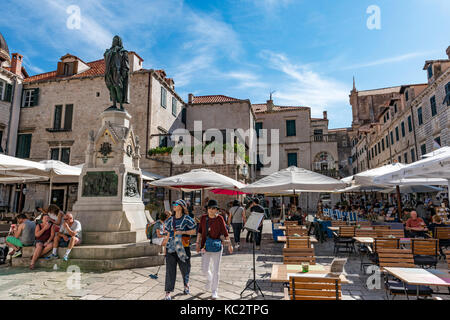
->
[314,152,335,171]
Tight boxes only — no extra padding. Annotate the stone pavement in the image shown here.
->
[0,220,449,300]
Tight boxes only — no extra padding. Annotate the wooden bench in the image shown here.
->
[378,248,415,269]
[286,236,311,248]
[411,238,439,268]
[286,226,308,237]
[373,225,391,231]
[331,221,347,227]
[285,276,341,300]
[376,229,405,238]
[283,247,316,265]
[284,221,300,227]
[355,229,377,237]
[358,221,372,227]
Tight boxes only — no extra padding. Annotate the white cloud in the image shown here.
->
[224,71,268,89]
[260,50,349,115]
[340,51,434,71]
[247,0,293,10]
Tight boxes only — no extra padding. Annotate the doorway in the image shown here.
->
[51,189,65,211]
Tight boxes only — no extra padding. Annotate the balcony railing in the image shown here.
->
[312,134,337,142]
[314,169,338,178]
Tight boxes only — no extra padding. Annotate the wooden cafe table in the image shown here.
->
[271,264,349,284]
[383,267,450,299]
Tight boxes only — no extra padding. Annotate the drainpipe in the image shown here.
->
[5,76,17,155]
[145,70,153,156]
[409,104,419,162]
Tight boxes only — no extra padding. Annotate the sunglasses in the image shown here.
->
[172,203,179,207]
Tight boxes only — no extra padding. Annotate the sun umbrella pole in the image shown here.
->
[48,172,53,206]
[396,185,402,220]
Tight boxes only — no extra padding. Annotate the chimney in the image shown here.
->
[323,111,327,119]
[447,46,450,59]
[188,93,194,104]
[11,53,23,76]
[267,99,274,112]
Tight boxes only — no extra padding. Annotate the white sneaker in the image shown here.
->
[212,291,219,300]
[235,243,240,249]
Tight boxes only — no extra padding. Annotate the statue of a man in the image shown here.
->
[104,35,130,110]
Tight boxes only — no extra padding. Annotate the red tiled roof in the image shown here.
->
[24,59,105,83]
[191,95,241,104]
[252,103,309,113]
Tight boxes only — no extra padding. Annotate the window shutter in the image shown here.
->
[50,148,59,160]
[54,105,63,129]
[4,83,12,102]
[61,148,70,164]
[32,88,39,106]
[17,134,32,158]
[57,62,64,76]
[181,108,186,124]
[64,104,73,130]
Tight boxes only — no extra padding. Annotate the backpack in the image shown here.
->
[146,221,157,243]
[0,246,9,265]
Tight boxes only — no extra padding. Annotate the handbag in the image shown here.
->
[172,217,190,247]
[205,217,222,252]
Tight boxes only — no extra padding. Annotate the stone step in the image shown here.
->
[20,241,161,260]
[12,255,165,271]
[82,231,139,245]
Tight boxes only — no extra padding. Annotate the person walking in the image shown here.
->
[163,199,197,300]
[248,198,265,250]
[229,200,246,250]
[196,199,233,300]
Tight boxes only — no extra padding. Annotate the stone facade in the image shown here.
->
[349,45,450,174]
[252,100,340,210]
[0,32,28,211]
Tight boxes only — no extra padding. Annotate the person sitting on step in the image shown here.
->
[6,213,36,258]
[46,212,82,261]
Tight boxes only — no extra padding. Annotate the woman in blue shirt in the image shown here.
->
[163,199,197,300]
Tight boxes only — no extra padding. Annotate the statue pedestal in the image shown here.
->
[13,109,165,271]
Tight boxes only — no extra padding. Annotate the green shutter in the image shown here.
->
[286,120,296,136]
[61,148,70,164]
[32,88,39,106]
[181,108,186,124]
[16,134,32,158]
[64,104,73,130]
[172,97,177,115]
[4,83,12,102]
[50,148,59,160]
[287,153,298,167]
[54,105,63,129]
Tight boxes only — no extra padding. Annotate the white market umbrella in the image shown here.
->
[353,163,407,186]
[375,147,450,183]
[0,154,46,172]
[381,185,443,194]
[150,168,246,206]
[150,168,245,190]
[240,166,345,193]
[334,184,387,193]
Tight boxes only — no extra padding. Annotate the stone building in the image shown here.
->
[17,51,186,211]
[252,99,340,210]
[349,45,450,175]
[0,32,29,211]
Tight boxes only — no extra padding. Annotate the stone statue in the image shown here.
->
[104,35,130,110]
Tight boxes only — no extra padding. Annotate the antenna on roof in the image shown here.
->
[269,90,276,101]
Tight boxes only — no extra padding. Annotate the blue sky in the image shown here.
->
[1,0,449,128]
